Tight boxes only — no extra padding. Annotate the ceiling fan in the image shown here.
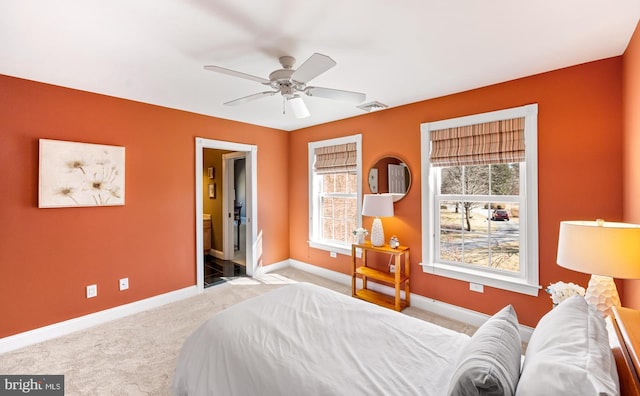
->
[204,53,366,118]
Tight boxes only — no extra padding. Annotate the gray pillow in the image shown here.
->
[448,305,522,396]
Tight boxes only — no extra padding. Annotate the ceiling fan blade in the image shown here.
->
[304,86,366,104]
[291,53,336,84]
[204,65,270,85]
[224,91,278,106]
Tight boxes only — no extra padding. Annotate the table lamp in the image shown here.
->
[362,194,394,247]
[556,219,640,314]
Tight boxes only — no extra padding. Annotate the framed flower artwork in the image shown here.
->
[38,139,125,208]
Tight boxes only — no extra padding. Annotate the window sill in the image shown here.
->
[308,240,352,257]
[420,262,541,296]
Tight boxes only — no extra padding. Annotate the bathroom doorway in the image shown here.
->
[195,138,257,293]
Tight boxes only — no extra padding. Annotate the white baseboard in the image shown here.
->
[286,259,352,282]
[257,259,290,275]
[285,259,534,342]
[0,286,198,355]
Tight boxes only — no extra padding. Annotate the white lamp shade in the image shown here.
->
[288,95,310,119]
[361,194,394,218]
[362,194,393,247]
[557,220,640,279]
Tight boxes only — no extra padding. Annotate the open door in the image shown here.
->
[222,152,247,262]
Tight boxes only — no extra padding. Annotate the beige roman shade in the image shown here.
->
[313,143,357,173]
[430,117,525,167]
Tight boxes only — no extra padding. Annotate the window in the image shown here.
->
[420,105,540,296]
[308,135,362,255]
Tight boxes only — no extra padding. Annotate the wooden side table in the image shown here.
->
[351,242,410,311]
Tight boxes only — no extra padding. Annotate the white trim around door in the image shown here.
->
[195,138,258,292]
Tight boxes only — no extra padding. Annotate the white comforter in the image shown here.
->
[172,282,469,396]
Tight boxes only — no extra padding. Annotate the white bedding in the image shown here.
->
[172,282,470,396]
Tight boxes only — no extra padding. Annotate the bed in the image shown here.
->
[173,282,639,396]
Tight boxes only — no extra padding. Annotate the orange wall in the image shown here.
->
[0,75,290,338]
[622,22,640,308]
[289,58,624,327]
[1,40,634,338]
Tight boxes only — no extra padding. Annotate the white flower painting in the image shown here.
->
[39,139,125,208]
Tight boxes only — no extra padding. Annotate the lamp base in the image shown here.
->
[585,274,620,315]
[370,218,385,247]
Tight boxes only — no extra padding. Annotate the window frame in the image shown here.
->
[308,134,362,256]
[420,104,540,296]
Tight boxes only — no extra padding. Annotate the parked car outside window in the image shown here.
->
[491,209,510,221]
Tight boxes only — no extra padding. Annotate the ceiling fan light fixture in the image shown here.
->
[205,52,365,118]
[288,95,310,119]
[357,101,388,112]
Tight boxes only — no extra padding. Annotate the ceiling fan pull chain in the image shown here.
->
[282,96,286,115]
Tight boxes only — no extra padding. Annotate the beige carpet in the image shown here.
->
[0,267,476,395]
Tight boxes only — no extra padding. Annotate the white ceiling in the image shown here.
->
[1,1,639,131]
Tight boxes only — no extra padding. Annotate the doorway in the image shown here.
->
[195,138,257,293]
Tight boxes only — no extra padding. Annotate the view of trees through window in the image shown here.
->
[437,163,520,272]
[320,172,358,244]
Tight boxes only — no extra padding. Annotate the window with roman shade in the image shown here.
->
[308,135,362,255]
[420,104,540,296]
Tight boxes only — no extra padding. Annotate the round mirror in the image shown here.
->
[368,156,411,202]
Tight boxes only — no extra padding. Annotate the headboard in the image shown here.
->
[608,306,640,396]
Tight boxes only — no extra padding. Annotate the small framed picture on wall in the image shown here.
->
[207,167,215,179]
[208,183,216,199]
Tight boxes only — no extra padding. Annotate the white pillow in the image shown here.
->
[516,295,619,396]
[448,305,522,396]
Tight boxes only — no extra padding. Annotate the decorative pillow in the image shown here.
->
[515,295,619,396]
[448,305,522,396]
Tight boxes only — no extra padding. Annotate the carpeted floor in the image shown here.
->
[0,267,476,395]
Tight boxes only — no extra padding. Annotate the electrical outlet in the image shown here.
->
[86,284,97,298]
[470,283,484,293]
[389,264,396,273]
[329,251,337,258]
[119,278,129,291]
